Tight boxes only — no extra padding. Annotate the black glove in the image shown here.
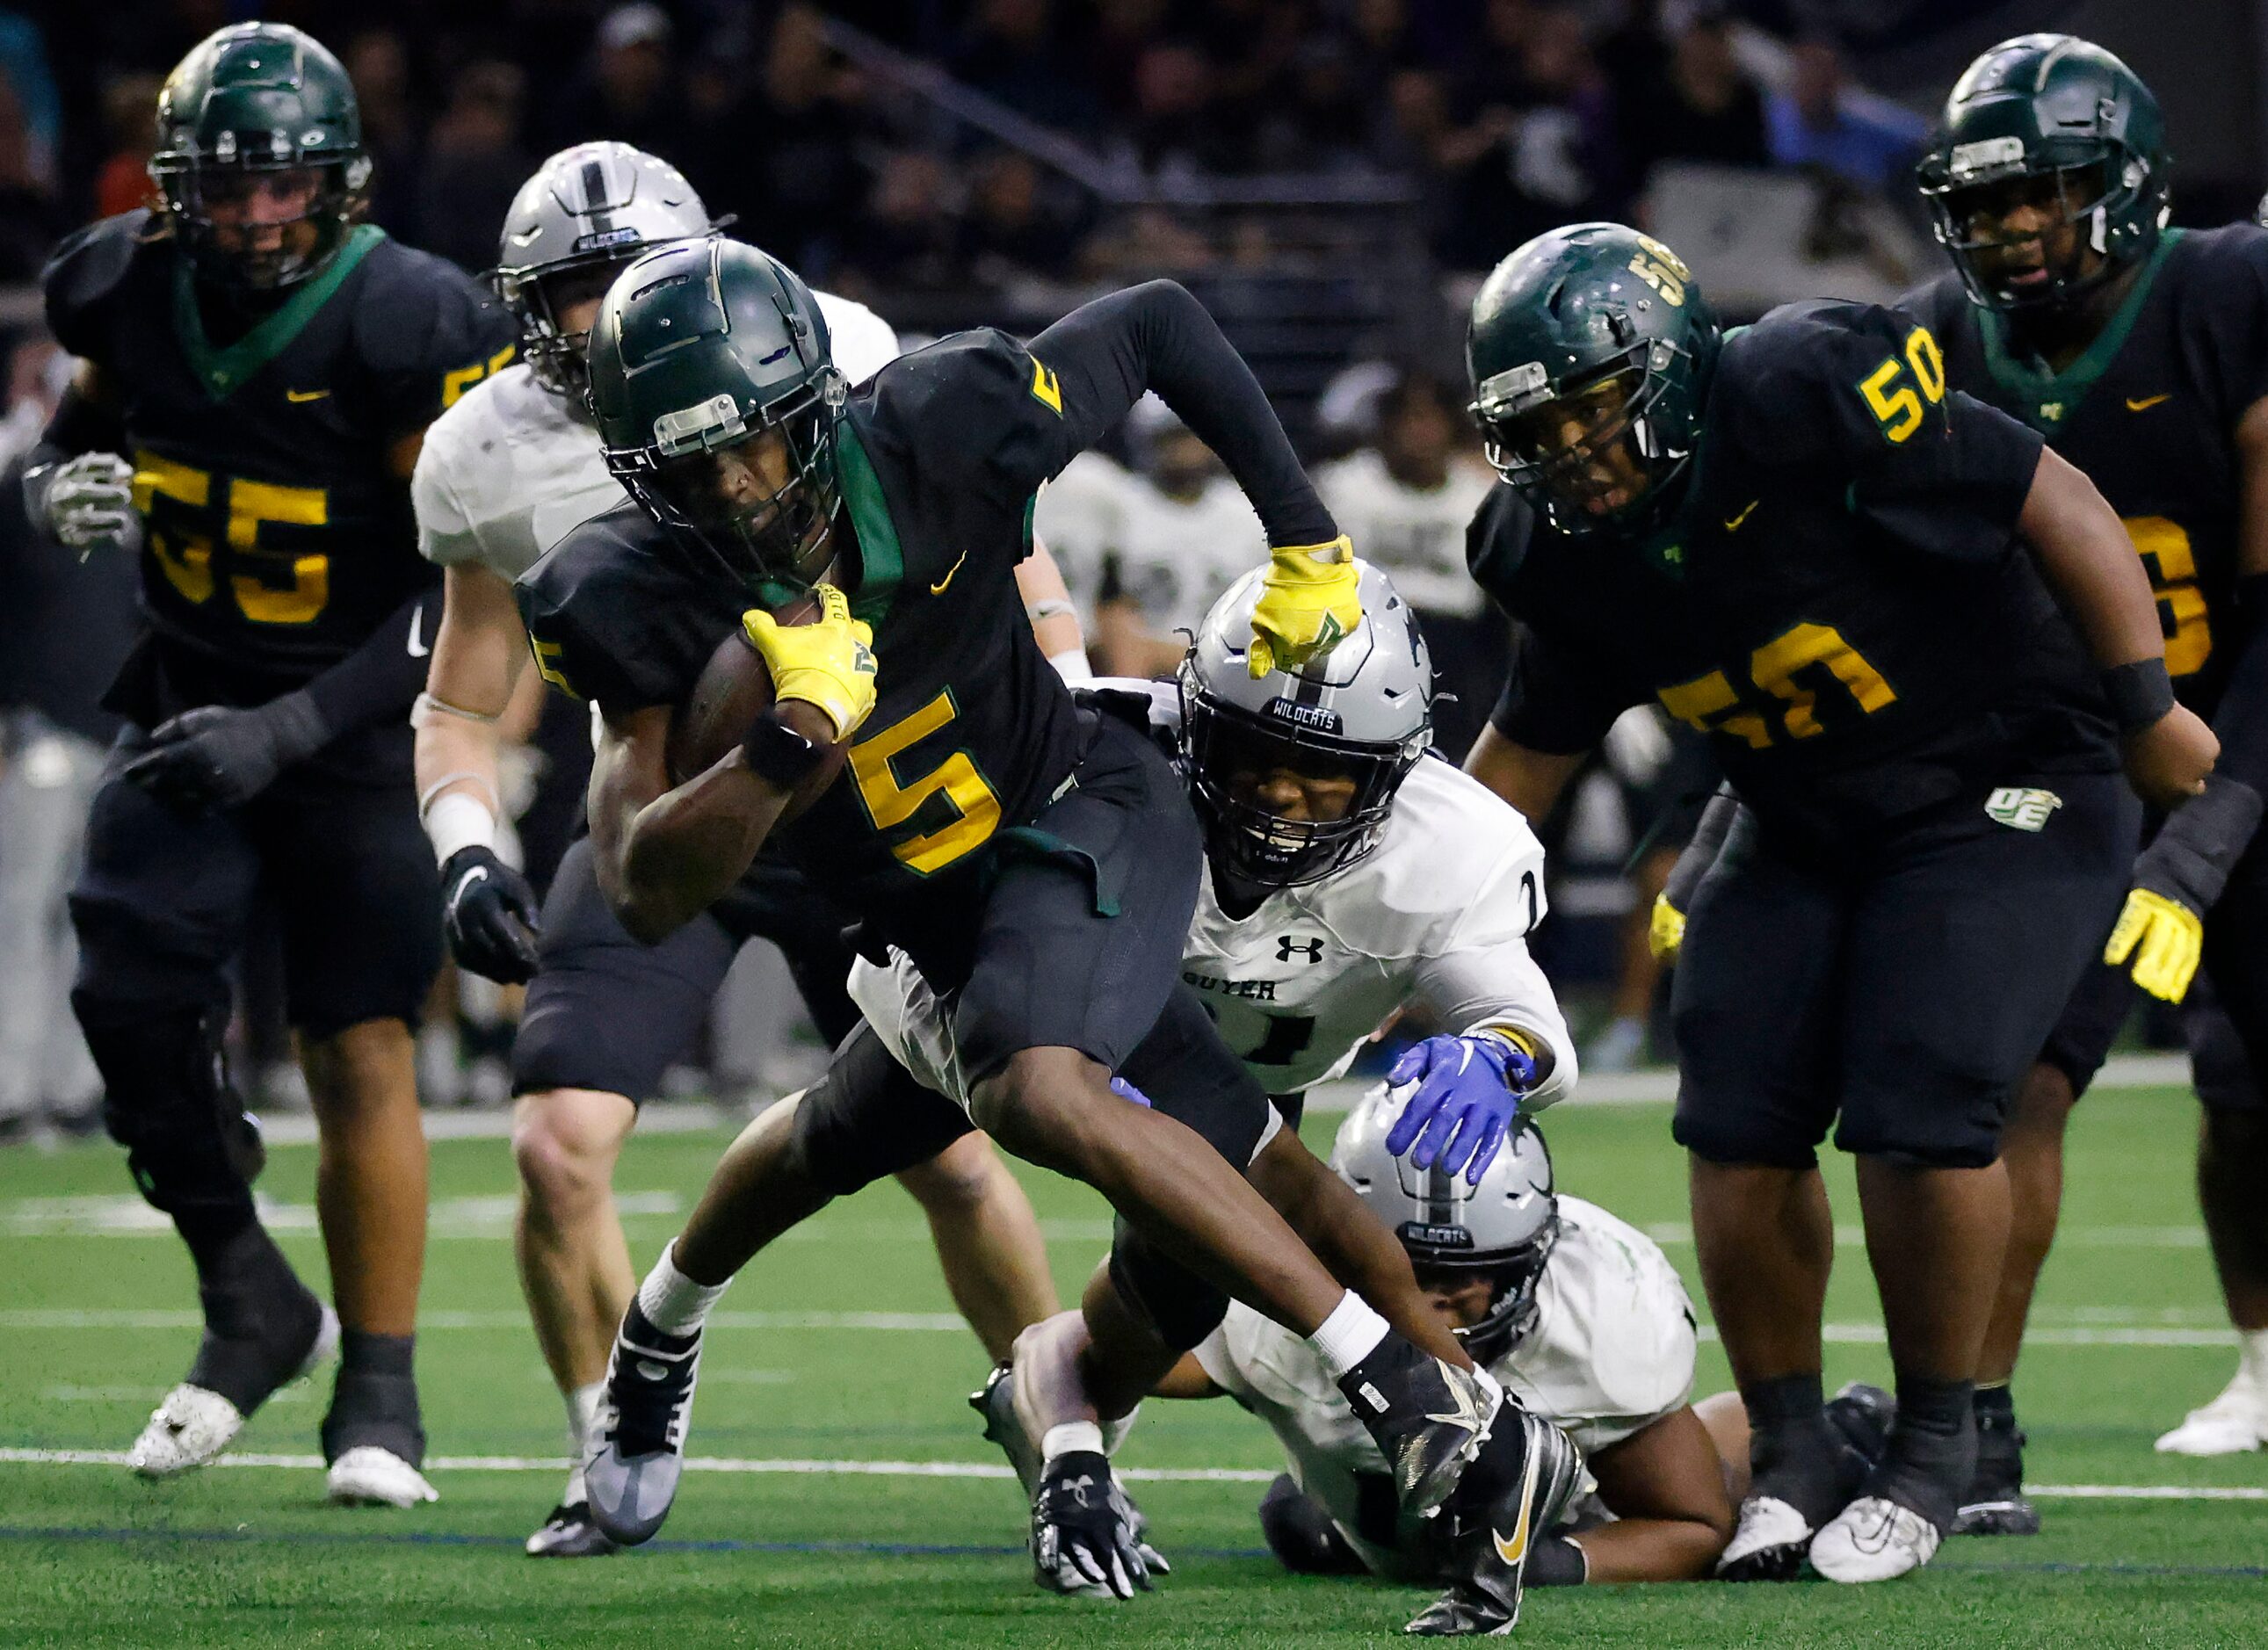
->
[123,693,330,814]
[1031,1450,1156,1600]
[440,845,543,985]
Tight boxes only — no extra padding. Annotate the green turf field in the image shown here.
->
[1,1086,2262,1647]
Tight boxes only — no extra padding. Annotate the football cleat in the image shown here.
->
[2155,1371,2268,1456]
[526,1501,621,1559]
[1826,1382,1896,1466]
[130,1302,339,1478]
[1337,1336,1503,1522]
[327,1446,438,1507]
[1717,1493,1818,1582]
[1809,1494,1943,1583]
[584,1303,703,1546]
[1953,1408,2039,1536]
[1032,1450,1153,1600]
[1407,1407,1586,1637]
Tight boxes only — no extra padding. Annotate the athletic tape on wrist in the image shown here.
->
[424,790,496,865]
[1047,647,1096,685]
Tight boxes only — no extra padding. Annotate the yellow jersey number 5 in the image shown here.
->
[848,690,1004,875]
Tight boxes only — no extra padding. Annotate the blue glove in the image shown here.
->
[1383,1032,1538,1184]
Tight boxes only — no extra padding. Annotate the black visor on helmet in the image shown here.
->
[154,155,361,291]
[612,381,841,601]
[1183,692,1414,889]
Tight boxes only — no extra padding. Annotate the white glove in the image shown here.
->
[1602,705,1673,787]
[29,452,141,555]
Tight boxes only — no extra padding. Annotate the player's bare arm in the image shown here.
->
[2018,445,2219,807]
[1575,1408,1737,1582]
[1462,728,1585,823]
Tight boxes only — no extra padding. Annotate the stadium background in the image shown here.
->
[0,5,2264,1644]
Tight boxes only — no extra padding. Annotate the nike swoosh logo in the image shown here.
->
[1491,1446,1544,1566]
[285,388,330,403]
[407,601,431,658]
[2126,394,2171,411]
[930,549,969,596]
[1723,499,1760,532]
[449,865,488,905]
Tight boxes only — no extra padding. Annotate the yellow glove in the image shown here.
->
[742,583,878,742]
[1648,892,1686,964]
[1249,536,1361,678]
[2103,887,2204,1003]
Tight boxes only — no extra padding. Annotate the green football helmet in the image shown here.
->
[1466,222,1720,536]
[1916,33,2169,311]
[589,237,846,601]
[149,22,369,292]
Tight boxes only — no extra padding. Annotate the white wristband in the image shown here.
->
[1048,647,1096,685]
[424,790,497,865]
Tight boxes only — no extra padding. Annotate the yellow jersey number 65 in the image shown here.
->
[1858,326,1947,444]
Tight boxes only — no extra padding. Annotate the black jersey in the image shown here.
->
[518,329,1116,958]
[1473,299,2115,856]
[1905,225,2268,718]
[42,211,514,708]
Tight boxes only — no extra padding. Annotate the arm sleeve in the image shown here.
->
[989,280,1337,547]
[294,589,434,735]
[1489,620,1640,755]
[1663,785,1741,913]
[33,380,127,463]
[40,215,135,364]
[1416,839,1577,1111]
[1724,300,2044,564]
[2204,575,2268,799]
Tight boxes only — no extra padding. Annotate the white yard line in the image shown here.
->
[0,1446,2256,1501]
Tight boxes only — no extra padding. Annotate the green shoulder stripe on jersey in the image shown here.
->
[833,421,904,626]
[170,223,384,401]
[1977,229,2182,433]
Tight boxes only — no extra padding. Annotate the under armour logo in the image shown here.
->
[1277,937,1325,963]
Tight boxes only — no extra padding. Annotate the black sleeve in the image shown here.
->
[1663,785,1740,912]
[33,381,127,464]
[2207,574,2268,796]
[1464,481,1534,612]
[355,242,519,438]
[513,520,708,713]
[1723,300,2045,563]
[1489,619,1640,755]
[294,590,435,735]
[975,280,1336,547]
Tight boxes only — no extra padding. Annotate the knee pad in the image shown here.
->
[1258,1473,1366,1576]
[75,998,263,1225]
[1105,1217,1228,1353]
[791,1023,978,1198]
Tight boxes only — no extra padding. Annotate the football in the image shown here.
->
[663,622,849,817]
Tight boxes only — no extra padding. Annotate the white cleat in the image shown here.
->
[130,1304,340,1478]
[1715,1494,1815,1581]
[1809,1495,1941,1583]
[2155,1373,2268,1457]
[327,1446,439,1507]
[131,1385,248,1479]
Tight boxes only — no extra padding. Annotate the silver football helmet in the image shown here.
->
[1332,1090,1558,1364]
[493,141,716,396]
[1178,558,1433,887]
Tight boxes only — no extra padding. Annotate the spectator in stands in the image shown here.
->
[1764,37,1924,193]
[1621,11,1768,179]
[344,28,421,240]
[960,148,1088,285]
[0,70,56,279]
[1121,39,1243,179]
[414,61,533,273]
[843,148,962,292]
[0,337,133,1141]
[91,72,160,220]
[1314,370,1499,759]
[953,0,1097,136]
[543,3,689,164]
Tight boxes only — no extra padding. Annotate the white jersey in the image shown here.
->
[412,291,901,581]
[849,689,1573,1110]
[1194,1197,1698,1578]
[1313,450,1493,619]
[1032,458,1264,637]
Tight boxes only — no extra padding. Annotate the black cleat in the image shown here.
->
[584,1303,703,1546]
[1953,1409,2040,1536]
[1337,1336,1501,1522]
[1407,1408,1586,1636]
[1826,1381,1897,1467]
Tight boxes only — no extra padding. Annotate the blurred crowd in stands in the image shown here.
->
[5,0,1932,297]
